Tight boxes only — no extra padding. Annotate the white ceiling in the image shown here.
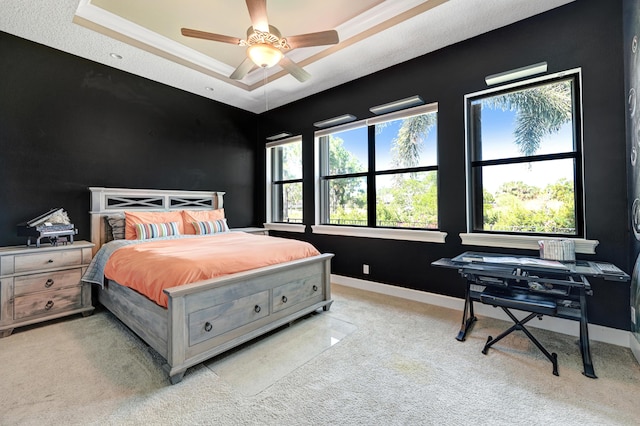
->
[1,0,574,114]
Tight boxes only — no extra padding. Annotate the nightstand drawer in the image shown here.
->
[14,250,82,273]
[14,269,82,296]
[13,286,82,320]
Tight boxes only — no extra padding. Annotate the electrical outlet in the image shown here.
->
[632,306,636,325]
[363,264,369,274]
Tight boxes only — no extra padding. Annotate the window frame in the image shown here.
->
[312,103,447,243]
[461,67,598,253]
[265,136,305,233]
[316,122,369,227]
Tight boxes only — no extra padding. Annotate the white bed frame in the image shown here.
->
[89,187,333,384]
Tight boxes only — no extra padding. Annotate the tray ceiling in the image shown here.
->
[0,0,575,113]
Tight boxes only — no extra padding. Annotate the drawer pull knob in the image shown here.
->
[282,295,288,303]
[204,322,212,332]
[47,259,54,263]
[45,300,54,310]
[254,305,261,313]
[313,285,318,292]
[45,279,55,288]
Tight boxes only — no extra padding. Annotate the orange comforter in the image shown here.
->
[104,232,320,308]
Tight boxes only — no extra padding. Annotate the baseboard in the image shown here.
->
[631,333,640,363]
[332,274,631,348]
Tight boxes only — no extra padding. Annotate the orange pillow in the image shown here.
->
[181,209,226,234]
[124,211,185,240]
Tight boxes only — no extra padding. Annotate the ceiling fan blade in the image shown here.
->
[230,57,256,80]
[181,28,241,45]
[246,0,269,32]
[279,56,311,82]
[285,30,339,49]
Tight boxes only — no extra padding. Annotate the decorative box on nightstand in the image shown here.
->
[0,240,94,337]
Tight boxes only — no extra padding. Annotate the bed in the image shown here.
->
[84,187,333,384]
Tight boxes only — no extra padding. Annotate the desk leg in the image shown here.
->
[579,287,597,378]
[482,309,559,376]
[456,280,477,341]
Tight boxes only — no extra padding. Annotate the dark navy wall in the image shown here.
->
[0,0,630,330]
[623,0,640,341]
[0,32,259,247]
[259,0,629,329]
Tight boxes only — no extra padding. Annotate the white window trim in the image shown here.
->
[264,223,306,233]
[313,225,447,243]
[459,233,599,254]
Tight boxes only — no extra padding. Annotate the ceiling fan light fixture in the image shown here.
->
[247,43,283,68]
[180,3,339,83]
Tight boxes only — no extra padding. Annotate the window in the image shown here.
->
[465,70,583,236]
[266,137,303,224]
[316,103,438,230]
[318,125,368,226]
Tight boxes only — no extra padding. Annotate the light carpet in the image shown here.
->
[1,284,639,425]
[204,313,357,396]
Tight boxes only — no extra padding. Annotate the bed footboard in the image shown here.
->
[101,253,333,384]
[164,253,333,384]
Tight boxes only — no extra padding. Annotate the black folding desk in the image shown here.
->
[433,252,629,378]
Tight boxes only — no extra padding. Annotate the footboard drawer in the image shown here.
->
[188,290,270,346]
[272,275,323,313]
[13,286,83,320]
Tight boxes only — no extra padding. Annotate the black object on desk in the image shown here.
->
[432,252,629,378]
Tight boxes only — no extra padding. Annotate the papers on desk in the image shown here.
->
[462,256,569,270]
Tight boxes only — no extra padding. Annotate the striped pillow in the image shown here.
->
[135,221,181,240]
[191,219,229,235]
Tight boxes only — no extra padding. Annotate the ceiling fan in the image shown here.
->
[180,0,339,82]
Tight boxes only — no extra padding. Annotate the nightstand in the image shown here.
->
[0,240,94,337]
[231,227,269,235]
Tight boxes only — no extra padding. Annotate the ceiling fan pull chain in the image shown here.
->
[263,67,269,111]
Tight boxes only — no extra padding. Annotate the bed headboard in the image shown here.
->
[89,187,225,252]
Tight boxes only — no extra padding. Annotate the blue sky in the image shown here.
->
[331,117,438,171]
[479,107,574,160]
[478,106,575,192]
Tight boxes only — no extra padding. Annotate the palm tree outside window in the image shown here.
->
[316,103,439,229]
[465,69,584,236]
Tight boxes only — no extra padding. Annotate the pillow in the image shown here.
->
[124,211,184,240]
[182,209,225,234]
[191,219,229,235]
[105,213,126,241]
[135,221,180,240]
